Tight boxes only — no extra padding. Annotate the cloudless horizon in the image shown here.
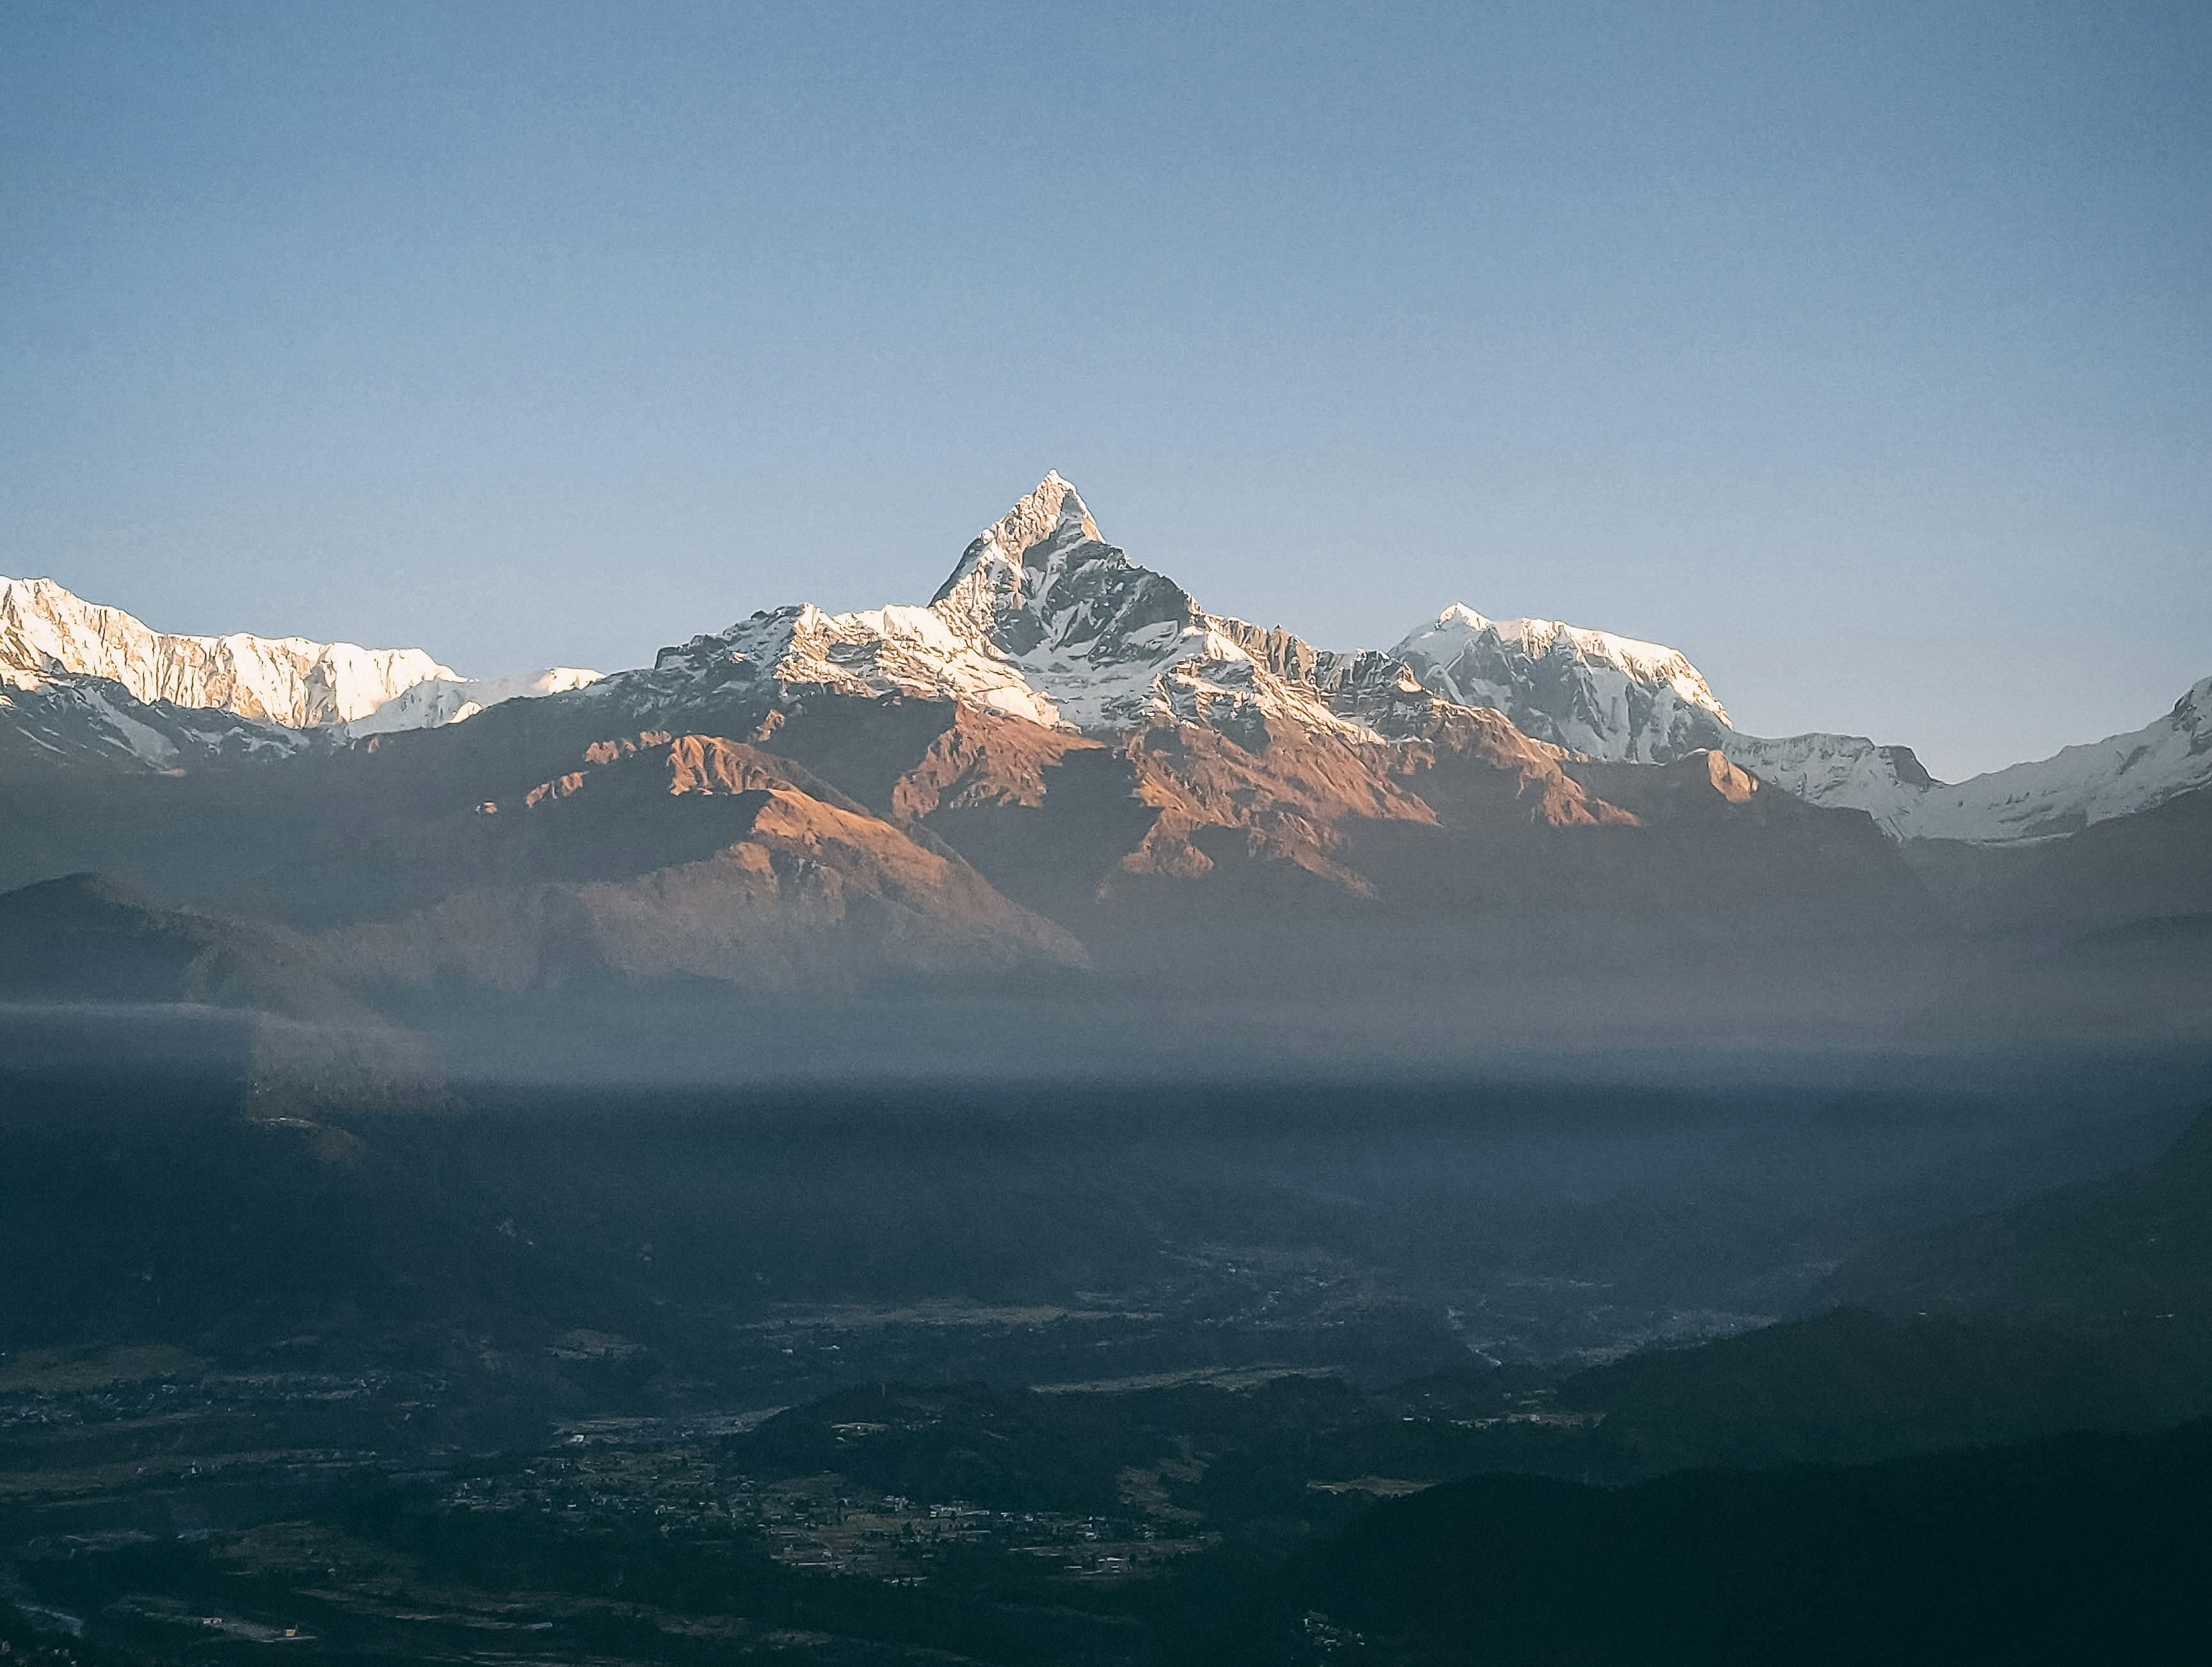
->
[4,1,2208,781]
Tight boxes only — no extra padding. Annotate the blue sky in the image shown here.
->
[4,1,2207,778]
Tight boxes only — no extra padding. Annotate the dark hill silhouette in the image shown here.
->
[1180,1419,2212,1666]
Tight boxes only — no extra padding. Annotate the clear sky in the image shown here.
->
[4,2,2207,779]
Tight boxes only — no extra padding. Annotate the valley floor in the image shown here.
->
[4,1053,2209,1664]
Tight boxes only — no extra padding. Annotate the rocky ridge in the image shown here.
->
[0,673,312,772]
[319,729,1087,993]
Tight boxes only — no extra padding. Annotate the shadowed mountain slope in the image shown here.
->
[1941,784,2212,942]
[0,872,445,1111]
[1822,1105,2212,1327]
[0,872,370,1025]
[1903,911,2212,1051]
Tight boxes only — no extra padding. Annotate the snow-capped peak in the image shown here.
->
[1723,674,2212,843]
[1422,604,1727,703]
[340,666,605,738]
[931,469,1106,619]
[0,573,601,751]
[1391,603,1731,763]
[1,573,459,726]
[927,472,1201,671]
[1388,586,2212,845]
[647,473,1436,743]
[15,485,2209,849]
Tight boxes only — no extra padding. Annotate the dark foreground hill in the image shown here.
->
[1183,1419,2212,1666]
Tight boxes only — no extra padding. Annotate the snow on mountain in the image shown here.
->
[0,674,312,771]
[341,666,604,738]
[1,573,600,751]
[932,472,1437,738]
[649,600,1069,728]
[1379,594,2212,845]
[1715,731,1935,834]
[1911,674,2212,840]
[1726,677,2212,844]
[1391,604,1731,763]
[15,489,2205,850]
[0,574,459,726]
[924,470,1235,733]
[648,472,1434,745]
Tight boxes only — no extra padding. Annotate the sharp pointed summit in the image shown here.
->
[931,470,1107,612]
[930,471,1202,676]
[650,472,1409,740]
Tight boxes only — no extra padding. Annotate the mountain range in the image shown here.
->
[8,474,2204,841]
[3,473,2206,1074]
